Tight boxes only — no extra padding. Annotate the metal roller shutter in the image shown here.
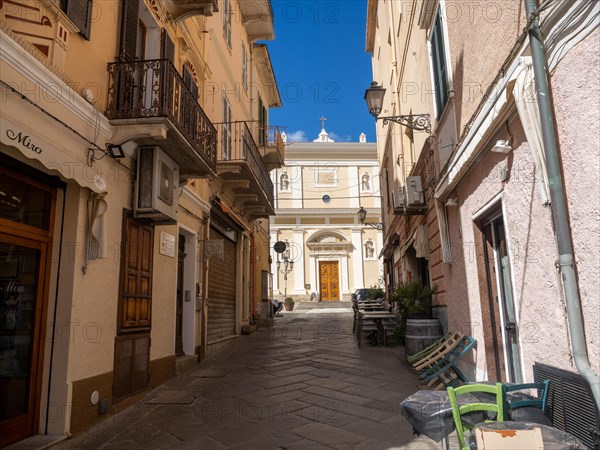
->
[207,227,236,342]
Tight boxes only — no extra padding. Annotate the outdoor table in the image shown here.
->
[358,311,396,346]
[468,421,585,449]
[400,389,550,443]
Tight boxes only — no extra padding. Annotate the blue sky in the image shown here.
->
[266,1,376,143]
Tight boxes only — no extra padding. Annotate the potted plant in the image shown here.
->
[389,280,442,357]
[390,280,437,319]
[367,286,385,301]
[283,297,295,311]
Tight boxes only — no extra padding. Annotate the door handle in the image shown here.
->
[505,323,516,333]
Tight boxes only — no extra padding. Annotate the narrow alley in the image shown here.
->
[58,306,438,450]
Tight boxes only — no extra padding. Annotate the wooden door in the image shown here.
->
[114,212,153,403]
[0,165,55,447]
[319,261,340,301]
[118,213,153,332]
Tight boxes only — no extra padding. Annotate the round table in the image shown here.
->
[468,421,586,449]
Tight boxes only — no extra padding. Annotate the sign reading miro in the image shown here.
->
[5,129,43,154]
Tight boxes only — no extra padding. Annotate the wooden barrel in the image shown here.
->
[405,318,443,358]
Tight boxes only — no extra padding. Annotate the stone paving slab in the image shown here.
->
[58,309,447,450]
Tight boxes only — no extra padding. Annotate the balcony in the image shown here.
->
[240,0,275,41]
[166,0,219,23]
[259,126,285,171]
[106,59,217,179]
[216,122,275,218]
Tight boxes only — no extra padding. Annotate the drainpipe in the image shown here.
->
[524,0,600,410]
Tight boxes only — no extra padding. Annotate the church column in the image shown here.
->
[351,228,364,290]
[340,255,349,296]
[292,228,306,294]
[270,230,280,294]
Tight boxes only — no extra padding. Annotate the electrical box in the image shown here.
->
[134,146,179,221]
[393,186,405,214]
[405,176,426,208]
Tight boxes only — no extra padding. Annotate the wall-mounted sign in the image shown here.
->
[5,129,43,154]
[159,231,176,257]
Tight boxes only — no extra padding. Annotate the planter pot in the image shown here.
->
[405,318,442,359]
[284,303,295,311]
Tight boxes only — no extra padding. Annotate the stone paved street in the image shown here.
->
[59,306,447,449]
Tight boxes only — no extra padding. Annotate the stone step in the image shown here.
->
[175,354,198,376]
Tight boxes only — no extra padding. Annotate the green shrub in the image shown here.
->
[284,297,295,305]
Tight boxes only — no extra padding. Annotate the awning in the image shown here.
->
[0,114,107,193]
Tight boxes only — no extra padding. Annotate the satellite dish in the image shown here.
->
[274,241,286,254]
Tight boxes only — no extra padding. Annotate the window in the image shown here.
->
[258,97,267,145]
[222,0,232,47]
[61,0,93,40]
[242,43,248,90]
[222,95,232,160]
[314,168,337,187]
[430,7,450,118]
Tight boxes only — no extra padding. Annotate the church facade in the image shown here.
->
[270,125,383,301]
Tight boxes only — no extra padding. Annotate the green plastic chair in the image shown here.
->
[447,383,505,450]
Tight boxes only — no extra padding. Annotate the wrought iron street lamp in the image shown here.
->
[276,255,294,298]
[357,206,384,230]
[364,82,431,133]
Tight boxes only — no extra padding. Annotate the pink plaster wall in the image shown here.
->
[443,28,600,382]
[551,28,600,373]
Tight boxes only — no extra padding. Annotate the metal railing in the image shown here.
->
[216,121,274,206]
[106,59,217,173]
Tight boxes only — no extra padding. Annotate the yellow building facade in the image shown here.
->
[270,128,383,302]
[0,0,283,445]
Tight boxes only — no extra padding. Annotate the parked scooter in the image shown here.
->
[271,299,283,316]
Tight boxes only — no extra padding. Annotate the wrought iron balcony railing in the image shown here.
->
[216,121,274,207]
[106,59,217,173]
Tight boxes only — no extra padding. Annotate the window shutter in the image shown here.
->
[119,0,139,61]
[161,29,175,63]
[63,0,93,40]
[431,10,449,118]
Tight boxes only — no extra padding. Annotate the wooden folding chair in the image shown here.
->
[412,332,464,371]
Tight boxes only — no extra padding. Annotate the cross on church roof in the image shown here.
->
[319,115,327,130]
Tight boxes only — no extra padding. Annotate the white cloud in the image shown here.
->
[286,130,307,142]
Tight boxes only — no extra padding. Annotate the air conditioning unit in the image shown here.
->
[393,186,405,214]
[405,176,426,209]
[134,146,179,221]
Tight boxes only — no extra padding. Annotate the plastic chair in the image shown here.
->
[447,382,505,450]
[503,380,550,424]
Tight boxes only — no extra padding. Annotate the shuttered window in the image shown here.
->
[258,97,267,145]
[222,95,232,160]
[222,0,232,48]
[118,0,140,61]
[430,8,449,119]
[61,0,93,40]
[242,43,248,91]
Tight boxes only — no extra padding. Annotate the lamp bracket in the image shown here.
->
[378,113,431,134]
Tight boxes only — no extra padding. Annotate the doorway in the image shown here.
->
[479,211,522,383]
[319,261,340,301]
[0,166,55,447]
[175,234,186,357]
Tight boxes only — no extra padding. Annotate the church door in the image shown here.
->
[319,261,339,301]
